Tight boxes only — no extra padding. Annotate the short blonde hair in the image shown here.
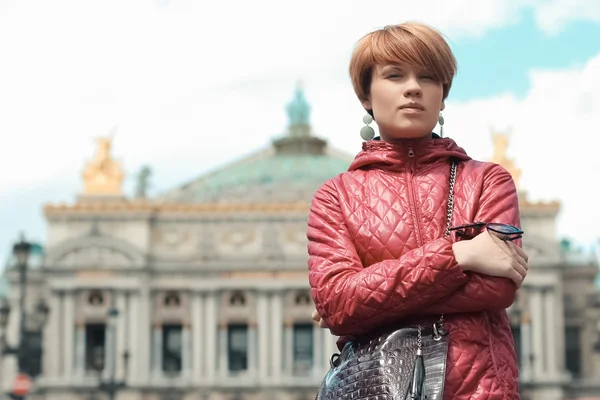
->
[349,22,457,102]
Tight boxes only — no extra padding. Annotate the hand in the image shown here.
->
[452,230,529,287]
[312,309,329,329]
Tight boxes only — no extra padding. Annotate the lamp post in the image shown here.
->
[96,297,128,400]
[0,235,50,399]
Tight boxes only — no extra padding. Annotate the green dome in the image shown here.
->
[196,154,348,197]
[158,85,354,204]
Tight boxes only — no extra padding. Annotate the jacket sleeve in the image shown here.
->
[307,179,469,337]
[421,163,521,315]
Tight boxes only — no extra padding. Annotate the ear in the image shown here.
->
[440,101,445,112]
[361,98,372,111]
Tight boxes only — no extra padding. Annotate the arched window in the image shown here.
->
[164,291,181,308]
[294,290,311,306]
[88,290,104,306]
[230,291,246,306]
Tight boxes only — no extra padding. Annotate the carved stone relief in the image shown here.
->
[152,290,190,325]
[283,289,314,323]
[280,225,309,257]
[219,290,257,324]
[261,224,283,261]
[55,246,133,268]
[151,225,196,256]
[217,226,262,257]
[76,289,112,322]
[197,224,217,261]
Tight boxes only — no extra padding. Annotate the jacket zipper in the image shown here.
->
[406,141,423,247]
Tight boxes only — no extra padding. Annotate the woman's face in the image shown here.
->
[362,63,445,141]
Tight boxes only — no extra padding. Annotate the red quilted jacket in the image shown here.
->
[307,136,520,400]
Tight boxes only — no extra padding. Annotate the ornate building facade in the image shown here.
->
[1,87,599,400]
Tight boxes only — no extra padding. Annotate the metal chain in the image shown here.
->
[444,161,458,239]
[417,325,423,350]
[439,160,458,329]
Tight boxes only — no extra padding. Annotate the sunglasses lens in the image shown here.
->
[487,223,521,234]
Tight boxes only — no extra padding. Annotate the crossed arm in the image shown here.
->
[307,164,521,337]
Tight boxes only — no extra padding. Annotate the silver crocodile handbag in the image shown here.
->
[315,161,458,400]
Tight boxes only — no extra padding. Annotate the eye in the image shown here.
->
[386,73,402,79]
[420,75,434,80]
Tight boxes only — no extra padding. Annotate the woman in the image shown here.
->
[308,22,528,399]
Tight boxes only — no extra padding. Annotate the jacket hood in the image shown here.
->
[348,134,471,172]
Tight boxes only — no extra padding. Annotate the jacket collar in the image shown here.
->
[349,133,471,172]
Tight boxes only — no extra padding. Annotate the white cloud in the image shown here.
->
[438,53,600,246]
[0,0,599,257]
[534,0,600,35]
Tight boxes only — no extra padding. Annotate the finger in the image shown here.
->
[510,268,524,287]
[508,242,529,264]
[311,309,320,322]
[511,260,528,280]
[507,244,529,272]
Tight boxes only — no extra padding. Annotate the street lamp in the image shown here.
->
[97,297,128,400]
[0,234,51,399]
[0,300,10,328]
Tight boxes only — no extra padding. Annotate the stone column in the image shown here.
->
[284,321,294,375]
[312,323,323,375]
[75,322,86,377]
[543,288,559,378]
[270,291,283,380]
[554,285,567,376]
[257,291,270,382]
[137,287,151,384]
[520,313,533,381]
[115,292,127,381]
[127,293,139,383]
[152,324,163,377]
[182,324,192,380]
[104,302,118,382]
[43,291,61,380]
[530,289,545,378]
[191,292,203,380]
[62,291,75,382]
[204,292,217,381]
[218,323,228,378]
[323,330,337,370]
[248,322,257,378]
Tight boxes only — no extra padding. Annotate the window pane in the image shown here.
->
[293,323,313,372]
[228,324,248,372]
[565,326,581,377]
[163,324,182,373]
[511,325,521,368]
[85,324,106,372]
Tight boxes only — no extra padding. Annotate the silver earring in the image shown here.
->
[438,113,445,137]
[360,114,375,141]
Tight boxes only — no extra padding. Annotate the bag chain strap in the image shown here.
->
[419,160,458,345]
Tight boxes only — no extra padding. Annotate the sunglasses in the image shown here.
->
[449,222,523,242]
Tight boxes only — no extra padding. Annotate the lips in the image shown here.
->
[399,103,425,111]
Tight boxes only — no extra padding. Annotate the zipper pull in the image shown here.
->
[408,142,415,158]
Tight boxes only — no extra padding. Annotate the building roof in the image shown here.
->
[157,85,353,204]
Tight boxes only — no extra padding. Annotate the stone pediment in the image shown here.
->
[45,235,146,269]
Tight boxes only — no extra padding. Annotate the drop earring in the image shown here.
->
[360,114,375,141]
[438,113,445,137]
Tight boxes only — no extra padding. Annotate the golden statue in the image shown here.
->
[491,128,521,189]
[82,129,124,196]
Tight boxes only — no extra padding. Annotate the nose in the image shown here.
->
[403,75,422,97]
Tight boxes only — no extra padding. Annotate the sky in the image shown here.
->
[1,0,600,264]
